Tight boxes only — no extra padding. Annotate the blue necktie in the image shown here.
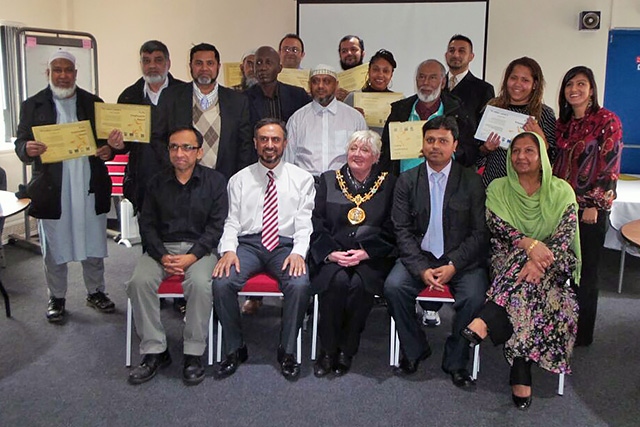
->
[421,172,445,258]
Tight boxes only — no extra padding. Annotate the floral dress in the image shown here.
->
[486,204,579,374]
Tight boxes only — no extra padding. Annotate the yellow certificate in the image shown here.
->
[223,62,242,87]
[32,120,97,164]
[337,63,369,92]
[95,103,151,143]
[353,92,404,128]
[389,120,427,160]
[277,68,310,90]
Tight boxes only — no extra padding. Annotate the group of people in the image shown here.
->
[14,31,622,410]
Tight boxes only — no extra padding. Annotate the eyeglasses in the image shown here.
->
[281,46,300,54]
[168,143,199,152]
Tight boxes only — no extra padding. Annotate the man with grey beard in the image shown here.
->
[152,43,253,180]
[15,50,116,323]
[231,49,258,92]
[108,40,184,212]
[380,59,477,176]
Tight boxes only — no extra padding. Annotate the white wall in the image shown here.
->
[68,0,297,103]
[486,0,617,112]
[68,0,639,110]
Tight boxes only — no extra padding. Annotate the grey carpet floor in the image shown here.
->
[0,240,639,427]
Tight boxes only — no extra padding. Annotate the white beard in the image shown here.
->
[143,72,168,85]
[416,86,441,103]
[244,76,258,88]
[50,83,76,99]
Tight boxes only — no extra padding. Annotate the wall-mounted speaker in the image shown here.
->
[579,11,601,31]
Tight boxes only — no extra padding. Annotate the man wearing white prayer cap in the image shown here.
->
[285,64,367,177]
[14,49,117,323]
[231,48,257,92]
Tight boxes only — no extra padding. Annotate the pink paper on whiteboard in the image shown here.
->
[26,37,37,47]
[82,39,92,49]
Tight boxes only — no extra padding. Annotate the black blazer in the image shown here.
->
[445,71,495,126]
[14,87,112,219]
[153,82,254,180]
[310,165,397,295]
[117,73,185,210]
[245,81,311,130]
[380,92,477,175]
[391,161,488,278]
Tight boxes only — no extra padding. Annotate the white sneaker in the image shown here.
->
[421,310,441,327]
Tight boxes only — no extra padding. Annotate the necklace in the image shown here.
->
[336,169,388,225]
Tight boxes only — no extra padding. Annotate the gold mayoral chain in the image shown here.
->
[335,170,388,225]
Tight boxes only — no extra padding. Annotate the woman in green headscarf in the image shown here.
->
[461,132,580,410]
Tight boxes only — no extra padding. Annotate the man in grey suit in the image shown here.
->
[153,43,254,180]
[384,116,488,388]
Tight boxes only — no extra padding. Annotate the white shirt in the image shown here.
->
[219,160,316,256]
[143,77,169,106]
[447,69,469,90]
[285,98,368,176]
[193,81,219,108]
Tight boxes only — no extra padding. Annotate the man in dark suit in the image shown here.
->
[384,116,488,388]
[245,46,311,133]
[152,43,253,181]
[380,59,477,176]
[107,40,184,212]
[443,34,495,126]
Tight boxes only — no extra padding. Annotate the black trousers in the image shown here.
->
[477,300,514,346]
[318,270,375,357]
[575,209,609,346]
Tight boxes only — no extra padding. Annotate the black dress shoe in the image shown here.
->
[128,350,172,385]
[215,345,248,379]
[183,355,205,385]
[280,353,300,380]
[450,369,476,388]
[313,351,334,378]
[393,347,432,376]
[512,393,532,410]
[334,352,352,376]
[461,327,484,346]
[46,297,66,323]
[86,291,115,313]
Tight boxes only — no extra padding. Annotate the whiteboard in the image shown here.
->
[18,30,98,99]
[298,1,488,99]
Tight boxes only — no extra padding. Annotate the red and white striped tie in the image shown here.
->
[261,170,279,251]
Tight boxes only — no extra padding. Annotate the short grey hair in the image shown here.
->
[346,130,382,161]
[415,59,446,78]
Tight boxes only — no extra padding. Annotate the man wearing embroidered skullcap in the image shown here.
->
[285,64,367,178]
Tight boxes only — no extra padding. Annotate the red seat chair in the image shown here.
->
[125,274,214,366]
[215,273,303,364]
[106,154,128,197]
[389,285,481,380]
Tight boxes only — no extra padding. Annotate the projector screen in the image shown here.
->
[298,0,489,98]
